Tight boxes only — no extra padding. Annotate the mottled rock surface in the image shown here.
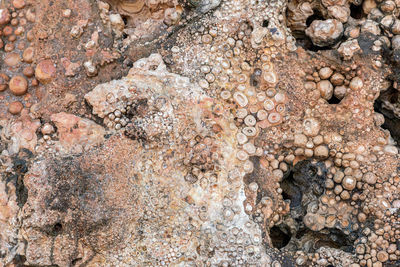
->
[0,0,400,266]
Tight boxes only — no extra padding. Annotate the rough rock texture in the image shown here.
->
[0,0,400,266]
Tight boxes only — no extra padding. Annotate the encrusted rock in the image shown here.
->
[50,112,105,154]
[305,19,344,47]
[338,39,361,60]
[1,0,400,266]
[35,60,56,84]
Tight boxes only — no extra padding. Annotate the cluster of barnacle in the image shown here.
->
[96,93,176,146]
[237,82,399,266]
[197,222,273,266]
[295,246,357,266]
[114,180,201,267]
[233,87,288,175]
[304,65,362,103]
[167,2,400,266]
[286,0,400,63]
[182,22,291,178]
[197,38,289,168]
[124,97,177,145]
[183,135,220,185]
[103,97,143,130]
[100,0,184,43]
[0,1,39,116]
[351,188,400,265]
[187,21,254,91]
[35,122,57,155]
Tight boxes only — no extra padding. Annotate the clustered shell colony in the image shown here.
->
[305,65,357,102]
[36,122,56,155]
[102,97,140,130]
[1,0,398,265]
[287,0,400,64]
[165,1,400,264]
[99,94,178,148]
[115,159,271,267]
[186,22,289,176]
[243,69,399,266]
[183,135,221,185]
[231,59,288,175]
[0,1,55,116]
[246,63,399,265]
[174,2,400,265]
[0,1,35,115]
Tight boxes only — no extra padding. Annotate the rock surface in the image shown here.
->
[0,0,400,266]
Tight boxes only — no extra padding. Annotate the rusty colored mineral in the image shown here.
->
[1,0,400,266]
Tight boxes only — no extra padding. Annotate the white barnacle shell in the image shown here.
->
[233,91,249,107]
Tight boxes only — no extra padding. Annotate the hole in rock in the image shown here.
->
[52,223,63,235]
[262,20,269,28]
[306,9,324,27]
[280,160,325,209]
[374,87,400,145]
[72,258,83,266]
[350,3,364,19]
[122,15,128,25]
[296,228,354,252]
[296,37,332,52]
[280,169,302,208]
[327,95,341,104]
[270,224,291,249]
[286,7,331,52]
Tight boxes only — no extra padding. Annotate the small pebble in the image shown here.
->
[23,66,35,77]
[349,77,363,90]
[41,123,54,135]
[9,75,28,95]
[35,59,56,83]
[8,101,23,114]
[23,47,34,63]
[12,0,25,9]
[0,9,10,25]
[319,67,333,79]
[314,145,329,159]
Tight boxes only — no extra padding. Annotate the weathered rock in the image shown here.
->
[0,0,400,266]
[35,60,56,84]
[50,112,105,154]
[305,19,344,47]
[338,39,361,60]
[3,110,41,154]
[85,53,204,119]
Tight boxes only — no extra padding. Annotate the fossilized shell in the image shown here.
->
[107,0,145,15]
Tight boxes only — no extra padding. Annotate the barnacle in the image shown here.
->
[0,0,400,266]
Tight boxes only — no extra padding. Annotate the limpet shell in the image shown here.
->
[243,160,254,173]
[263,71,278,86]
[233,92,248,107]
[220,90,231,100]
[275,104,285,113]
[243,142,256,154]
[236,108,248,119]
[244,115,257,126]
[237,150,249,161]
[237,133,248,144]
[242,127,257,137]
[257,109,269,120]
[274,92,286,103]
[262,62,273,71]
[263,99,275,111]
[268,112,282,124]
